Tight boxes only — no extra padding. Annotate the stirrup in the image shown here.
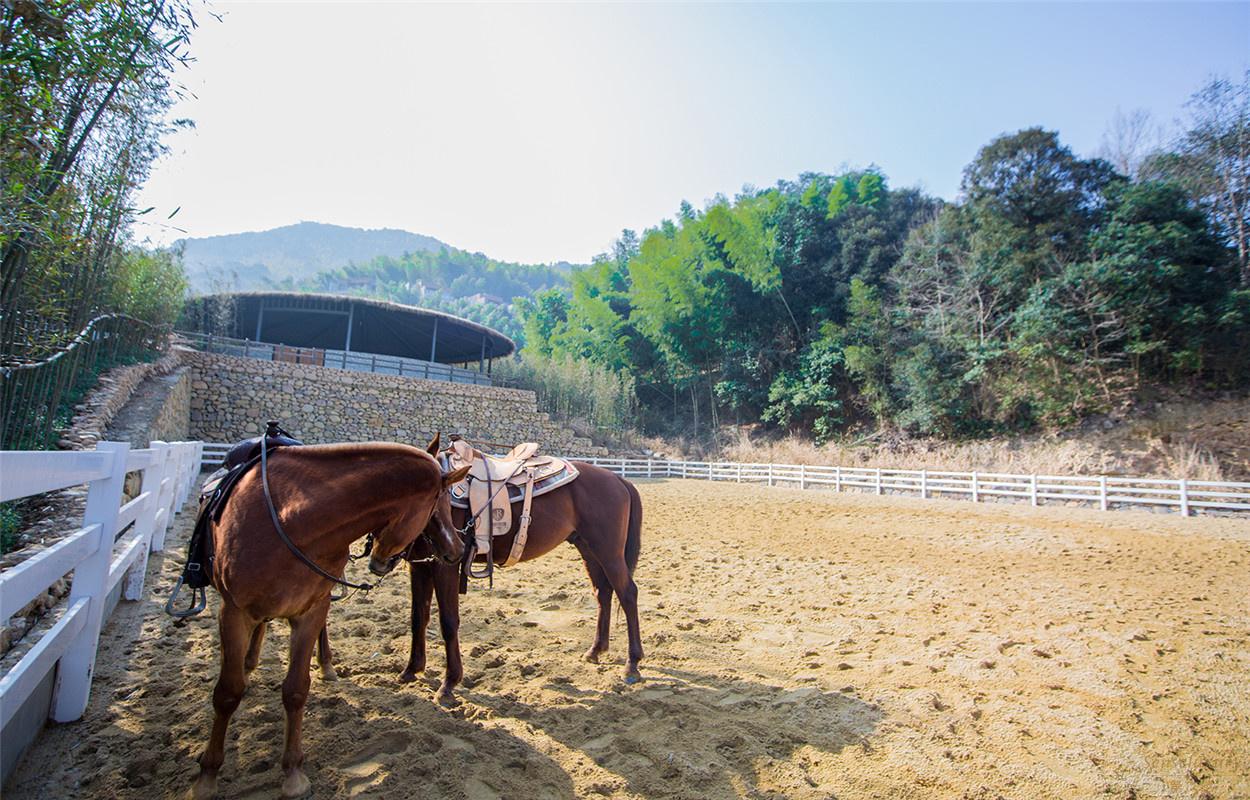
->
[164,576,207,618]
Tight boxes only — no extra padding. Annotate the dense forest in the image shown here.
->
[520,74,1250,442]
[274,247,571,344]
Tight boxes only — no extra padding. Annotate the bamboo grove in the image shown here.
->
[1,2,193,447]
[519,74,1250,441]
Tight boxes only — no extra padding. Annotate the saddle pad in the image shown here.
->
[448,462,579,509]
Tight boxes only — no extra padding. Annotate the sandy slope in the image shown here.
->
[6,479,1248,799]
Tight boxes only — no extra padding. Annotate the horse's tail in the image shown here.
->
[624,478,642,577]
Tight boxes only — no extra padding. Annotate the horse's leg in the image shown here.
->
[190,601,256,800]
[573,539,614,664]
[278,601,328,798]
[400,561,435,683]
[600,556,644,684]
[432,563,463,706]
[244,620,267,675]
[316,625,337,681]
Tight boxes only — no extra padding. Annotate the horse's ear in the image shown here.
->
[425,432,441,456]
[442,464,471,488]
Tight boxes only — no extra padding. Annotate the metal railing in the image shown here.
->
[0,441,201,733]
[0,315,168,449]
[197,447,1250,516]
[177,331,494,386]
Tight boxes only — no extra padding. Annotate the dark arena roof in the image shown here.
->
[182,293,515,363]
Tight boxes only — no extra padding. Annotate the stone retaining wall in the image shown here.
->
[185,349,602,454]
[56,349,185,451]
[145,371,191,444]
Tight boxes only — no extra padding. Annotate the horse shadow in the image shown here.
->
[463,664,883,799]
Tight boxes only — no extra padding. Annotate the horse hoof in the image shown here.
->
[188,771,217,800]
[582,649,601,664]
[320,664,338,682]
[436,688,460,708]
[281,768,311,798]
[399,670,418,684]
[623,668,643,685]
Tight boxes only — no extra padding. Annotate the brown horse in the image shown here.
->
[399,459,644,705]
[188,441,469,800]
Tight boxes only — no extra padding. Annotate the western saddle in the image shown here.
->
[445,438,578,570]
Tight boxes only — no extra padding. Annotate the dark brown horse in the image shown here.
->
[189,441,469,800]
[400,458,644,705]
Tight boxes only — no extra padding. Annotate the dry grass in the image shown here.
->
[628,394,1250,482]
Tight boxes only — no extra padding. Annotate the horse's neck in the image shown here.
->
[282,454,412,551]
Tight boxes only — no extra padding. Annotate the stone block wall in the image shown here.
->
[147,370,191,444]
[185,349,602,454]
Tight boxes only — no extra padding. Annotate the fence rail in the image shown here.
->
[0,440,201,733]
[198,446,1250,516]
[177,330,494,386]
[570,457,1250,516]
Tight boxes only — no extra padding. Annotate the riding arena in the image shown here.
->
[2,311,1248,800]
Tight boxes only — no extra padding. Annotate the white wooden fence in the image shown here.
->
[573,458,1250,517]
[199,445,1250,516]
[0,440,201,729]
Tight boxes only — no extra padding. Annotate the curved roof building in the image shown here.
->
[182,292,515,364]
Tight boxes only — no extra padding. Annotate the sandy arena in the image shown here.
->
[6,479,1249,799]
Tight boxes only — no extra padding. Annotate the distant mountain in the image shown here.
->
[178,221,447,292]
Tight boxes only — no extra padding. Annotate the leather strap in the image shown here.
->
[503,468,535,568]
[261,438,373,594]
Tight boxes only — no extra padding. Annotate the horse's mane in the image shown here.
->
[286,442,436,463]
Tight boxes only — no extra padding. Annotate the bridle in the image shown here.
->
[260,441,457,598]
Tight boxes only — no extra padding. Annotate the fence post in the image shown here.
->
[51,441,129,722]
[176,443,191,506]
[1099,475,1108,511]
[147,442,171,552]
[737,462,743,483]
[647,459,653,478]
[799,464,806,490]
[1179,479,1190,517]
[767,463,774,487]
[971,471,980,503]
[123,444,167,600]
[875,468,882,495]
[681,461,687,479]
[835,466,841,492]
[921,469,928,500]
[1030,474,1038,507]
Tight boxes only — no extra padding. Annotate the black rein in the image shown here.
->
[260,437,375,595]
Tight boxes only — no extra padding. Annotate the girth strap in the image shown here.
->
[503,468,535,568]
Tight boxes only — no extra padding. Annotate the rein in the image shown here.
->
[260,437,376,595]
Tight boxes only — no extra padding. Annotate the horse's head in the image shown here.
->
[367,434,470,576]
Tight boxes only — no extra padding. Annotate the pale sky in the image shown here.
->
[136,2,1250,264]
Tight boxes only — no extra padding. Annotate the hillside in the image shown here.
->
[286,250,572,345]
[179,221,446,292]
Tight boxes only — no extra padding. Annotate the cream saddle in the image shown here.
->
[446,440,579,568]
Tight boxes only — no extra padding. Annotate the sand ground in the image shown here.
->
[5,479,1249,800]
